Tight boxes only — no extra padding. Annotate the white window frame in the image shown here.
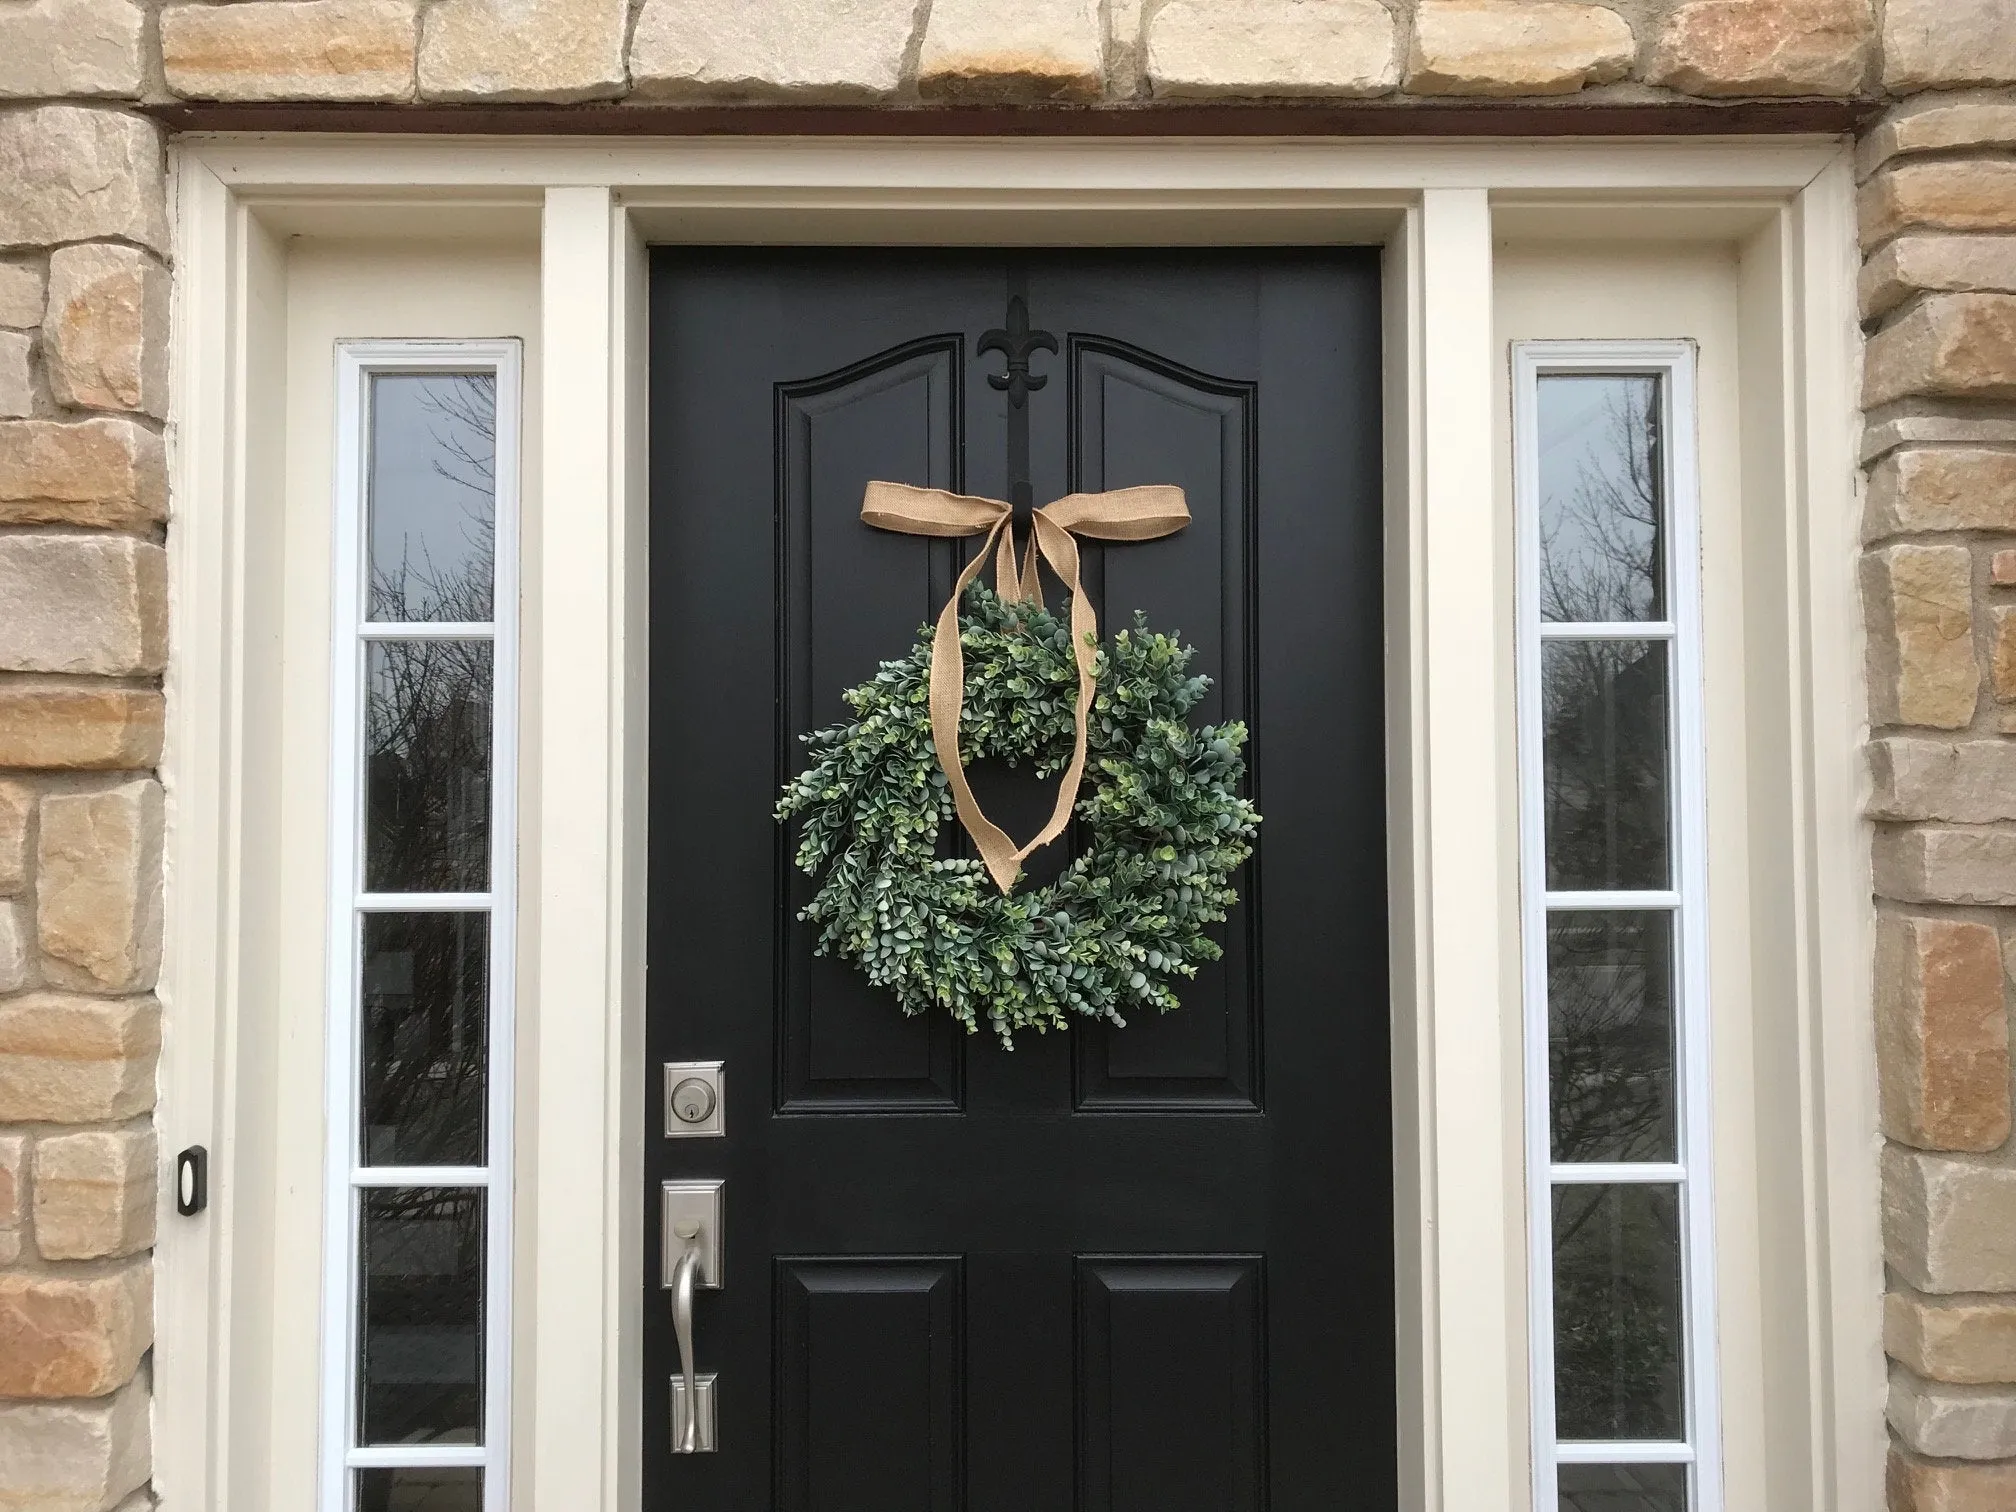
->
[1513,340,1721,1510]
[321,339,523,1512]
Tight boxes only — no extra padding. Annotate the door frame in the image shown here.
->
[160,135,1874,1512]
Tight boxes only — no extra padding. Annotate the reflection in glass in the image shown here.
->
[1557,1462,1688,1512]
[357,1467,484,1512]
[1543,640,1669,891]
[366,640,493,893]
[368,373,497,624]
[359,1187,484,1445]
[362,913,488,1167]
[1549,912,1676,1165]
[1538,375,1664,624]
[1553,1184,1684,1441]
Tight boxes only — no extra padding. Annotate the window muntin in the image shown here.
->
[326,345,519,1512]
[1516,345,1719,1512]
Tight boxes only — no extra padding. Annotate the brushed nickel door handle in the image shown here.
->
[662,1179,721,1453]
[669,1231,702,1453]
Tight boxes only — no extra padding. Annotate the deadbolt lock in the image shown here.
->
[663,1061,725,1138]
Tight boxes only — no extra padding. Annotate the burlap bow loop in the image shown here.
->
[860,480,1189,893]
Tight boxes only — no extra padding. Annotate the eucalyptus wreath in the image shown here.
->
[776,583,1259,1047]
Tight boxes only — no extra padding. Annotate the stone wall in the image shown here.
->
[0,0,2012,1507]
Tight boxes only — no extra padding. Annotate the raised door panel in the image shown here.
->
[776,339,965,1112]
[1068,338,1261,1110]
[1076,1257,1265,1512]
[776,1258,963,1511]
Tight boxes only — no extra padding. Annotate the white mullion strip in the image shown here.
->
[1549,1162,1687,1185]
[1556,1441,1696,1464]
[1543,890,1681,911]
[1536,620,1676,640]
[322,340,521,1512]
[357,893,493,912]
[1516,341,1721,1512]
[351,1165,491,1188]
[347,1446,490,1470]
[358,621,497,641]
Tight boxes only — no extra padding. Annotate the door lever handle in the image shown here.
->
[669,1227,703,1453]
[662,1180,722,1453]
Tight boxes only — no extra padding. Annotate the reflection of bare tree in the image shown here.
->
[359,1186,485,1464]
[362,913,488,1167]
[367,639,492,893]
[1551,1184,1684,1441]
[1541,640,1668,891]
[369,374,497,624]
[1548,914,1674,1165]
[1540,379,1664,625]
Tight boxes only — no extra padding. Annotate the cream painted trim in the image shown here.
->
[159,135,1876,1512]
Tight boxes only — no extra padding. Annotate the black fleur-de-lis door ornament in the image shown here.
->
[978,292,1059,543]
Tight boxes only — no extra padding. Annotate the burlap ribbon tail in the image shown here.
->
[860,480,1189,894]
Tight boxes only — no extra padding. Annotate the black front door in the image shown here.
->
[647,249,1390,1510]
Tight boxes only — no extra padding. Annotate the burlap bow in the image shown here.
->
[861,480,1190,893]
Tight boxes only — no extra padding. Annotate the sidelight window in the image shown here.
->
[323,342,521,1512]
[1513,343,1720,1512]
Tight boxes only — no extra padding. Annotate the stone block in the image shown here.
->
[0,328,28,421]
[0,782,27,895]
[0,1135,22,1267]
[0,0,145,99]
[1866,294,2016,408]
[1874,914,2009,1150]
[1878,830,2016,909]
[1866,448,2016,538]
[0,1266,150,1400]
[1648,0,1871,97]
[0,108,163,254]
[1891,1451,2016,1512]
[1871,738,2016,824]
[1147,0,1397,99]
[37,781,162,995]
[1884,0,2016,92]
[0,994,158,1124]
[1886,1145,2016,1293]
[0,536,167,677]
[1994,606,2016,704]
[1863,545,1978,730]
[1889,1292,2016,1385]
[0,262,43,329]
[0,686,163,771]
[0,419,166,531]
[0,1372,148,1512]
[419,0,626,102]
[1994,550,2016,588]
[163,0,419,103]
[1406,0,1633,97]
[1862,163,2016,250]
[920,0,1104,102]
[34,1128,156,1261]
[1890,1367,2016,1459]
[1860,93,2016,180]
[630,0,915,101]
[43,245,169,418]
[0,900,30,996]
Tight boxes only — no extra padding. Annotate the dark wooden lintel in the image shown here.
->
[145,98,1875,139]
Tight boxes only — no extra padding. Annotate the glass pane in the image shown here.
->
[368,372,497,624]
[1557,1462,1688,1512]
[1549,911,1676,1165]
[359,1187,484,1445]
[1553,1184,1685,1440]
[356,1467,483,1512]
[366,640,493,893]
[1537,374,1665,624]
[362,913,488,1167]
[1542,640,1669,891]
